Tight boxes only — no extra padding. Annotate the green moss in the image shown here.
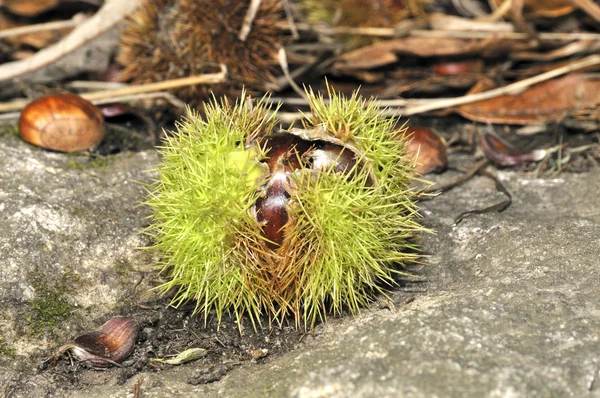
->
[27,279,74,336]
[0,123,19,137]
[0,333,16,359]
[114,259,134,284]
[71,206,90,217]
[67,156,110,170]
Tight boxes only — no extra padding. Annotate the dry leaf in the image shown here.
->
[333,36,532,71]
[480,131,547,166]
[151,348,208,365]
[456,74,600,125]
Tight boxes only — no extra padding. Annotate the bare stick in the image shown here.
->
[266,96,436,107]
[277,48,308,100]
[410,29,600,41]
[238,0,262,42]
[0,13,87,39]
[0,66,227,113]
[403,55,600,115]
[0,92,188,122]
[570,0,600,23]
[476,0,512,22]
[91,92,188,110]
[283,22,600,41]
[277,111,306,125]
[0,0,142,82]
[281,0,299,40]
[425,159,490,194]
[67,81,128,90]
[266,56,600,117]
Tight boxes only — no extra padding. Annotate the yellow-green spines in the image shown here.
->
[144,96,275,325]
[145,89,426,329]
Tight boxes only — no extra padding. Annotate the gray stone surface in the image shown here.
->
[1,130,599,397]
[0,132,158,357]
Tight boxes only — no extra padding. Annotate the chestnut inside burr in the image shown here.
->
[254,133,361,248]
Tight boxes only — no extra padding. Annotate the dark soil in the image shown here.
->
[36,269,425,390]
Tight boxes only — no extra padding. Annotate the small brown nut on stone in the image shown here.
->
[19,93,104,152]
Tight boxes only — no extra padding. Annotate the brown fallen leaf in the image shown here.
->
[333,36,532,71]
[480,131,547,166]
[456,74,600,125]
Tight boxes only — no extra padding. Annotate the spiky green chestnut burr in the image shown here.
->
[144,88,426,328]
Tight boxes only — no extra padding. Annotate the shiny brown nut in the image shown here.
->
[19,93,104,152]
[255,173,289,248]
[432,60,483,76]
[71,317,138,367]
[402,127,448,175]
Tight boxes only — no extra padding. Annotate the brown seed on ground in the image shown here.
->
[19,93,104,152]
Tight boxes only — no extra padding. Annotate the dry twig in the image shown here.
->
[402,55,600,115]
[0,66,227,113]
[0,0,143,81]
[0,13,88,39]
[238,0,262,41]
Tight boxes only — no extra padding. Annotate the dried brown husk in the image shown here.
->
[117,0,288,109]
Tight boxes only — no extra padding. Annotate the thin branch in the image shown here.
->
[281,0,299,40]
[570,0,600,23]
[0,66,227,113]
[402,55,600,115]
[283,21,600,42]
[410,29,600,41]
[277,48,308,100]
[66,81,128,90]
[266,96,436,107]
[238,0,262,42]
[0,13,87,39]
[477,0,512,22]
[0,0,143,81]
[425,159,490,194]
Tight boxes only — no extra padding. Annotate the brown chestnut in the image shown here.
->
[255,173,289,248]
[432,60,483,76]
[19,93,104,152]
[402,127,448,175]
[254,134,367,248]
